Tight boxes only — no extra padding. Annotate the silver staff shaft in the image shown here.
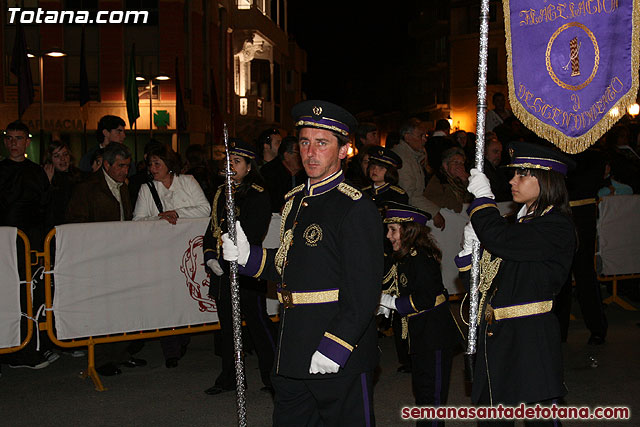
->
[467,0,490,361]
[222,123,247,427]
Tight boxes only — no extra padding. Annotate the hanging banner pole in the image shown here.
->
[466,0,490,382]
[222,124,247,427]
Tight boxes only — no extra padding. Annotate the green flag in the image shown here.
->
[125,44,139,128]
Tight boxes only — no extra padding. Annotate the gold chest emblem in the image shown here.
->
[303,224,323,247]
[400,273,408,287]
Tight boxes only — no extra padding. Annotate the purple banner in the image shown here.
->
[504,0,639,153]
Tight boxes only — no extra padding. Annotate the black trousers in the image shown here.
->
[555,204,607,341]
[272,371,375,427]
[392,314,411,368]
[411,348,453,427]
[476,385,562,427]
[212,275,276,389]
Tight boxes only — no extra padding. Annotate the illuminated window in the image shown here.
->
[237,0,251,10]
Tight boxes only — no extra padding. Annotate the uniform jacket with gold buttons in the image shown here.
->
[384,248,460,355]
[455,197,575,405]
[239,170,384,379]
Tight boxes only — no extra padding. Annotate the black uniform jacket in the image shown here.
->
[239,170,384,379]
[203,182,271,292]
[385,248,460,354]
[456,197,575,405]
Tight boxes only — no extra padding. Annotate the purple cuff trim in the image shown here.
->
[454,254,472,269]
[238,245,263,277]
[317,336,351,367]
[395,296,415,317]
[203,249,218,264]
[467,197,497,216]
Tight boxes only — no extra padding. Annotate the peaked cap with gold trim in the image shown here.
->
[383,201,431,225]
[292,100,358,137]
[505,141,576,176]
[228,138,257,160]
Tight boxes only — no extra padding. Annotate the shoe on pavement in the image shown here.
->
[96,363,122,376]
[43,350,60,364]
[9,359,50,370]
[120,357,147,368]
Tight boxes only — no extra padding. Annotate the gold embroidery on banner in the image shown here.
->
[303,224,323,247]
[503,0,640,154]
[545,22,599,92]
[337,182,362,200]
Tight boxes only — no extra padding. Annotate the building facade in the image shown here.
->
[1,0,306,163]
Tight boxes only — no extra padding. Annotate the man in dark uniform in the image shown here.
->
[222,100,383,425]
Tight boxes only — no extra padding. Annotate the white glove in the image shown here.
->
[206,259,224,277]
[379,293,397,311]
[459,222,479,257]
[468,168,495,199]
[377,305,391,318]
[309,351,340,374]
[221,221,250,266]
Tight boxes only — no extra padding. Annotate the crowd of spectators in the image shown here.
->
[1,102,639,390]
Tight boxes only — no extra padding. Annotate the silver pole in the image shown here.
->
[222,123,247,427]
[466,0,490,370]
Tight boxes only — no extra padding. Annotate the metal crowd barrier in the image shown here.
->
[595,197,639,311]
[0,230,34,355]
[41,228,221,391]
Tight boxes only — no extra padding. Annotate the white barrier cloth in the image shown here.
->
[0,227,21,349]
[597,195,640,276]
[53,219,218,339]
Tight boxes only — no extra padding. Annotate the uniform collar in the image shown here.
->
[305,170,344,196]
[518,204,554,223]
[373,182,390,195]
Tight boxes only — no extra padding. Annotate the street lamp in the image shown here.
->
[136,72,170,137]
[28,48,66,160]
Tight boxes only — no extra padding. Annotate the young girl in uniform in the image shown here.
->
[378,202,461,426]
[457,141,576,426]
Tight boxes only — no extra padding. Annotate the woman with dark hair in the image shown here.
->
[378,202,461,426]
[43,140,84,227]
[456,141,576,425]
[133,144,210,367]
[202,139,276,396]
[133,144,210,224]
[362,146,409,210]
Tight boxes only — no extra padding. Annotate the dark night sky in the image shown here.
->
[288,1,412,116]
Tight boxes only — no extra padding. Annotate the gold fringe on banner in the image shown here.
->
[502,0,640,154]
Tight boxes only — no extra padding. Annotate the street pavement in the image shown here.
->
[0,299,637,426]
